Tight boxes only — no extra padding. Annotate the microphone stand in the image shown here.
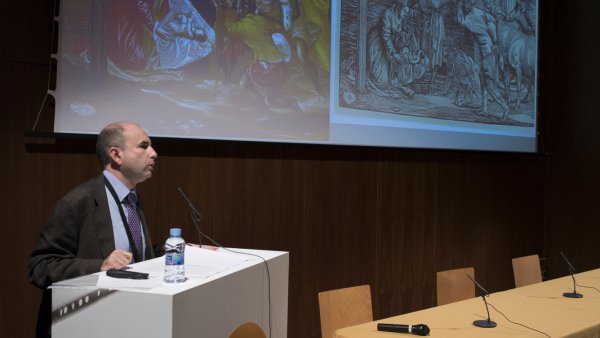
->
[560,251,583,298]
[474,293,496,328]
[177,187,202,246]
[466,274,497,328]
[189,209,202,247]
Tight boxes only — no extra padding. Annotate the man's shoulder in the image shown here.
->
[62,175,105,202]
[73,174,104,190]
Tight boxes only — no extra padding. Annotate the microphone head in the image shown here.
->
[466,273,490,297]
[413,324,430,336]
[560,251,576,274]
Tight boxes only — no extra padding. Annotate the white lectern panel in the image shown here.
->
[51,248,288,338]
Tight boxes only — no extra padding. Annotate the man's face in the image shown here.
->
[118,124,157,186]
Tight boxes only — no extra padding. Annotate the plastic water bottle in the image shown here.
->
[164,228,186,283]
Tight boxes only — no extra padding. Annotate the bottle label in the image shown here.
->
[165,242,185,266]
[166,253,184,266]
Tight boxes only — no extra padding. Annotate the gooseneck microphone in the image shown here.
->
[560,251,583,298]
[377,323,430,336]
[466,274,496,328]
[177,187,203,246]
[466,273,490,296]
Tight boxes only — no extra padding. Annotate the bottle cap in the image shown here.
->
[169,228,182,237]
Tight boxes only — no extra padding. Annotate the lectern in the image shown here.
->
[51,248,288,338]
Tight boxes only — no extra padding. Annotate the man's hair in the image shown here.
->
[96,123,127,167]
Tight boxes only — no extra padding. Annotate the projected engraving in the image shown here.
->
[334,0,537,128]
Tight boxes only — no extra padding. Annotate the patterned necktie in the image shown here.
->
[124,192,143,261]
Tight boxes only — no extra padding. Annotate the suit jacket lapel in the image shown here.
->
[136,197,155,259]
[91,175,116,258]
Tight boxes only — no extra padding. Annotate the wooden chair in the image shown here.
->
[318,285,373,338]
[228,322,266,338]
[436,267,476,306]
[512,254,543,288]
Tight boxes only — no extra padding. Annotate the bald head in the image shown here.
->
[96,122,131,168]
[96,122,157,188]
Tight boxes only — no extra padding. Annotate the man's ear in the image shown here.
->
[108,146,122,166]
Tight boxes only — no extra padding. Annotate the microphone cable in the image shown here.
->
[575,282,600,294]
[197,231,274,338]
[487,301,551,338]
[176,188,274,337]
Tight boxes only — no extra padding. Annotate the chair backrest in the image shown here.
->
[318,285,373,338]
[228,322,266,338]
[436,267,476,306]
[512,254,543,288]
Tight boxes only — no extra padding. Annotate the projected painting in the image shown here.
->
[55,0,330,141]
[333,0,537,130]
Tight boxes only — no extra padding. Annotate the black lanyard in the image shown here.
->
[103,176,143,262]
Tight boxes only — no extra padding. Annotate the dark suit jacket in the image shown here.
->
[29,174,158,289]
[29,174,161,337]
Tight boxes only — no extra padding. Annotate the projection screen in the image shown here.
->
[53,0,538,152]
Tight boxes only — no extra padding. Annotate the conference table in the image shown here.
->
[335,269,600,338]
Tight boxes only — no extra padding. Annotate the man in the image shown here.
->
[29,121,159,337]
[419,0,449,93]
[457,0,509,119]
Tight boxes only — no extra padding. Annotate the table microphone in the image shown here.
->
[466,274,497,328]
[377,323,430,336]
[560,251,583,298]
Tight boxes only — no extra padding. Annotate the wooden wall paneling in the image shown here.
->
[454,153,545,293]
[375,149,442,317]
[541,1,600,280]
[503,155,546,267]
[138,152,215,245]
[2,50,88,336]
[0,1,55,64]
[544,118,600,277]
[297,146,380,337]
[206,142,306,250]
